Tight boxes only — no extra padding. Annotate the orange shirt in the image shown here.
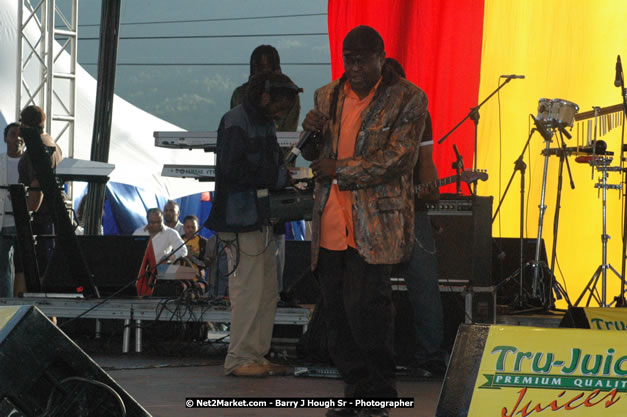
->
[320,79,380,251]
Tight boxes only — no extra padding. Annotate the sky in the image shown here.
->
[63,0,331,131]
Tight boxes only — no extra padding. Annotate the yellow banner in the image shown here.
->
[479,0,627,309]
[468,325,627,416]
[584,308,627,331]
[0,306,20,331]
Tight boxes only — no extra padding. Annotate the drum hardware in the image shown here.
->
[438,75,523,194]
[530,112,576,310]
[494,98,581,312]
[574,157,623,307]
[615,54,627,306]
[528,98,588,310]
[536,98,579,129]
[492,111,572,312]
[544,128,575,310]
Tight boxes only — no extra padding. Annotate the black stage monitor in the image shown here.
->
[42,235,149,296]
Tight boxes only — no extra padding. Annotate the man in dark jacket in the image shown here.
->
[206,71,300,377]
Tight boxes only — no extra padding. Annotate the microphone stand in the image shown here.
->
[492,126,536,309]
[547,129,575,309]
[438,77,518,194]
[618,56,627,307]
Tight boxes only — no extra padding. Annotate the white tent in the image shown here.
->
[0,0,212,199]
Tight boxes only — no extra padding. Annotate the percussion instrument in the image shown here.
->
[536,98,579,128]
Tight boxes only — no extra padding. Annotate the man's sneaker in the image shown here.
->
[326,407,359,417]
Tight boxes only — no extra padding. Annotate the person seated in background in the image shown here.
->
[134,207,188,296]
[181,214,208,276]
[133,207,187,262]
[163,200,184,234]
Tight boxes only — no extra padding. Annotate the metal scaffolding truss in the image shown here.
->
[16,0,77,158]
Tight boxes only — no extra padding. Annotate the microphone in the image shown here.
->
[452,144,463,164]
[500,74,525,79]
[286,131,315,164]
[531,115,553,141]
[615,55,623,88]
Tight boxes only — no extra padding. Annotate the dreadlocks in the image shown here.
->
[245,72,300,112]
[249,45,281,77]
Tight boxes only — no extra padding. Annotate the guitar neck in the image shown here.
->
[433,175,458,188]
[416,175,459,193]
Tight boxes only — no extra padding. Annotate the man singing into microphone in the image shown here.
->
[301,26,427,417]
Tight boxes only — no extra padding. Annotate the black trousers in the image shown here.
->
[318,247,397,398]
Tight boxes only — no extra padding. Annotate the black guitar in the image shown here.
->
[414,169,488,194]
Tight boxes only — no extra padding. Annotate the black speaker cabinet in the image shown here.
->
[0,305,151,417]
[428,195,493,286]
[436,324,490,417]
[492,237,550,305]
[393,288,495,365]
[42,235,150,296]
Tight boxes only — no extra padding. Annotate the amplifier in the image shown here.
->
[257,188,314,225]
[428,194,493,286]
[426,196,474,215]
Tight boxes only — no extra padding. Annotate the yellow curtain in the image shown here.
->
[478,0,627,307]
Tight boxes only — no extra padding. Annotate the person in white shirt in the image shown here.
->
[0,123,25,297]
[133,208,187,262]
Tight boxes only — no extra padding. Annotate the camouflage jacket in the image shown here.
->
[303,77,428,268]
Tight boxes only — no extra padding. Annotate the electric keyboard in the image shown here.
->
[161,164,215,180]
[154,131,301,151]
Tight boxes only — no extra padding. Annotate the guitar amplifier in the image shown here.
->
[428,194,493,286]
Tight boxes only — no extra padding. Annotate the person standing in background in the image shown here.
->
[386,57,448,377]
[207,71,301,377]
[0,123,25,297]
[18,105,63,277]
[230,44,302,294]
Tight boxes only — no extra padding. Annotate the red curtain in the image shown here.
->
[327,0,485,191]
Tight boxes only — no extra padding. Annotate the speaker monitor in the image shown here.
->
[428,195,493,286]
[393,288,495,365]
[559,307,590,328]
[491,237,550,305]
[436,324,490,417]
[42,235,150,296]
[0,305,151,417]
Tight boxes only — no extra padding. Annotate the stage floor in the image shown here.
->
[96,354,443,417]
